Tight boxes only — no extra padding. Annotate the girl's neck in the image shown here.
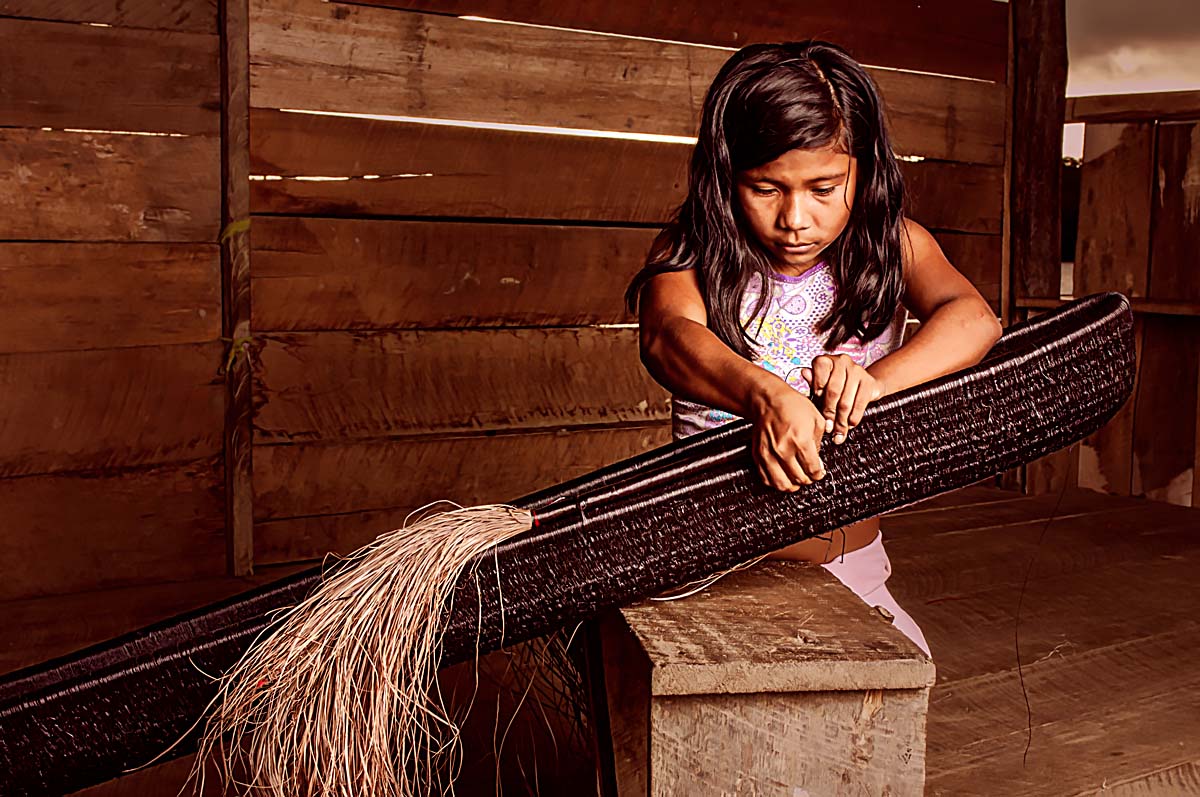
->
[771,261,825,283]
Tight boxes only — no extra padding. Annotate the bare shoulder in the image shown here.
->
[638,267,708,328]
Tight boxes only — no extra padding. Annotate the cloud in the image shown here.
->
[1066,0,1200,95]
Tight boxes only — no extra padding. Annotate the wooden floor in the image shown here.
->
[3,486,1199,795]
[885,486,1200,796]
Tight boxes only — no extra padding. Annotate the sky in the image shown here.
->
[1063,0,1200,157]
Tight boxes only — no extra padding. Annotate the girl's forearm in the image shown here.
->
[642,316,788,418]
[867,296,1002,395]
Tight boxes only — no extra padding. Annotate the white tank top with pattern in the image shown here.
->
[671,263,907,439]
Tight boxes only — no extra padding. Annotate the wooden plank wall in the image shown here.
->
[245,0,1010,564]
[1021,90,1200,508]
[0,2,228,599]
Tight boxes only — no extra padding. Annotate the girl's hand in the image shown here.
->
[801,354,884,445]
[747,381,828,491]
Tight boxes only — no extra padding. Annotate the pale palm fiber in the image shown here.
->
[194,504,533,797]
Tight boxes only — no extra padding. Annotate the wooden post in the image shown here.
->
[220,0,254,576]
[1009,0,1067,301]
[600,562,935,796]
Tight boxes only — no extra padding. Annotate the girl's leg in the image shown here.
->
[820,533,931,657]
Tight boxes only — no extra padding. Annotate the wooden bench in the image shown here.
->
[598,560,935,795]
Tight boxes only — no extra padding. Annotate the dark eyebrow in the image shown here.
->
[744,172,848,185]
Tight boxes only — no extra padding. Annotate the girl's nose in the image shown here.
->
[778,193,812,231]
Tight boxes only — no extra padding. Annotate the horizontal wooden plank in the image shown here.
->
[0,342,225,477]
[251,217,651,329]
[249,225,998,334]
[0,457,225,600]
[249,0,1006,165]
[0,243,220,353]
[0,18,219,134]
[249,110,1003,232]
[368,0,1007,83]
[1066,90,1200,124]
[253,327,669,443]
[1150,121,1200,303]
[0,128,220,241]
[1018,296,1200,317]
[253,423,672,561]
[254,422,671,519]
[0,0,217,32]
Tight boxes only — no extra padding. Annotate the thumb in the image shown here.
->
[800,367,813,387]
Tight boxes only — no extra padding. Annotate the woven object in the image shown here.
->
[0,292,1134,796]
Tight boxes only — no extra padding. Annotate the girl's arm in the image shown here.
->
[638,268,829,491]
[866,219,1003,395]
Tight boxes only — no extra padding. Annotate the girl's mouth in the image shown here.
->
[779,241,817,253]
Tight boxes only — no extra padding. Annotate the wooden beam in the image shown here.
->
[1066,90,1200,124]
[252,423,672,562]
[1007,0,1067,300]
[252,328,670,444]
[0,244,220,353]
[365,0,1008,83]
[249,0,1007,164]
[0,17,220,134]
[1017,297,1200,317]
[221,0,253,575]
[0,0,218,32]
[0,128,219,242]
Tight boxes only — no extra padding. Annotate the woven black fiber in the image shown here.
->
[0,292,1134,796]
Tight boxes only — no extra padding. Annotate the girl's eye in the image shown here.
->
[752,186,777,197]
[813,186,837,197]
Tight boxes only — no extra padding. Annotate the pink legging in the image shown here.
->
[821,532,931,657]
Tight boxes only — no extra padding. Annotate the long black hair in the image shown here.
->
[625,41,908,358]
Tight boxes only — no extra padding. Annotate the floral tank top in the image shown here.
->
[672,263,907,439]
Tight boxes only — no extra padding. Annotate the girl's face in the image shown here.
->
[734,145,858,273]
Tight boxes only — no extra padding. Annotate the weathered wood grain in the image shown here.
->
[1089,761,1200,795]
[610,563,932,795]
[249,109,1004,232]
[883,499,1200,602]
[935,232,1002,312]
[367,0,1008,82]
[1008,0,1067,300]
[1066,90,1200,124]
[252,423,672,562]
[0,244,220,353]
[1131,315,1199,507]
[0,342,225,477]
[1073,123,1154,298]
[251,217,653,329]
[651,688,929,796]
[252,328,669,443]
[0,0,217,32]
[0,457,226,600]
[222,0,255,575]
[1078,315,1144,496]
[249,0,1006,165]
[924,623,1200,796]
[1149,121,1200,303]
[0,129,220,241]
[0,18,219,134]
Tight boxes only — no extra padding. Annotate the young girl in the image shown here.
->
[626,41,1002,657]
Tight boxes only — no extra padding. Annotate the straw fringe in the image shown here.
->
[193,504,533,797]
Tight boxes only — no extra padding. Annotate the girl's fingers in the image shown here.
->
[848,381,873,428]
[833,379,861,441]
[758,438,801,490]
[811,356,835,396]
[822,360,849,428]
[796,438,825,481]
